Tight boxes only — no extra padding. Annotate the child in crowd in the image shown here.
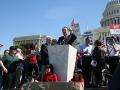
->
[42,64,58,82]
[70,69,84,88]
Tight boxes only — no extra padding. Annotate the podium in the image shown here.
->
[48,45,77,82]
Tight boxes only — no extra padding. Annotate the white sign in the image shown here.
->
[110,24,120,34]
[83,31,93,44]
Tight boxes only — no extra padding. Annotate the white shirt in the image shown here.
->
[16,53,24,60]
[80,43,93,56]
[108,43,120,56]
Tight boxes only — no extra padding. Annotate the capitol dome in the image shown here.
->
[101,0,120,27]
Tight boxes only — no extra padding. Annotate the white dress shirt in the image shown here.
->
[80,43,93,56]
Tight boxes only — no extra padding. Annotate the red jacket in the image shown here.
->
[43,72,58,82]
[29,54,37,64]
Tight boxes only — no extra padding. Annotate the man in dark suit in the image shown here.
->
[57,27,77,45]
[41,38,52,65]
[40,37,52,77]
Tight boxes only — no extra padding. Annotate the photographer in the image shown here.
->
[106,36,120,75]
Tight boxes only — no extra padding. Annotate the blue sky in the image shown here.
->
[0,0,108,51]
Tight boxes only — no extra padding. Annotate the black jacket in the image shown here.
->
[40,43,49,65]
[92,46,102,61]
[57,34,77,45]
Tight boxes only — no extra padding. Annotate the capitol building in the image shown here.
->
[13,0,120,48]
[101,0,120,27]
[100,0,120,38]
[82,0,120,43]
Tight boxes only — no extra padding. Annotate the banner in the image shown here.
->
[109,24,120,34]
[82,31,93,44]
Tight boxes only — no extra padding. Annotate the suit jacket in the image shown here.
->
[57,34,77,45]
[92,46,102,61]
[41,43,49,65]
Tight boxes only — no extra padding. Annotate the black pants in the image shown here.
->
[105,56,119,75]
[95,61,104,86]
[3,73,15,89]
[82,56,92,86]
[29,64,39,76]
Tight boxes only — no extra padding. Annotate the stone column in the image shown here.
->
[114,19,117,24]
[108,19,111,25]
[112,19,114,24]
[115,18,118,24]
[118,18,120,24]
[111,19,113,24]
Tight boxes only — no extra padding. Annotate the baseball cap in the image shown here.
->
[9,46,16,50]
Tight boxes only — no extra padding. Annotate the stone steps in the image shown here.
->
[86,87,108,90]
[4,85,107,90]
[3,87,108,90]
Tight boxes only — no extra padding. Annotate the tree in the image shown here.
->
[52,39,57,45]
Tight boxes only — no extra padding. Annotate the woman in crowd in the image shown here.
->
[91,40,105,88]
[28,45,39,78]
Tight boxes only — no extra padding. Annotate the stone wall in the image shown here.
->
[21,82,84,90]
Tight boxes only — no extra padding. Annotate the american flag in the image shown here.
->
[101,41,107,48]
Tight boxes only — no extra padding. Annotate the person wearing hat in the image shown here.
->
[1,46,22,89]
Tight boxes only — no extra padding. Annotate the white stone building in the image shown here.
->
[13,35,53,49]
[68,19,81,50]
[101,0,120,27]
[81,0,120,44]
[96,0,120,41]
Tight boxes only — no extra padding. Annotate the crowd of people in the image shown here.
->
[0,27,120,89]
